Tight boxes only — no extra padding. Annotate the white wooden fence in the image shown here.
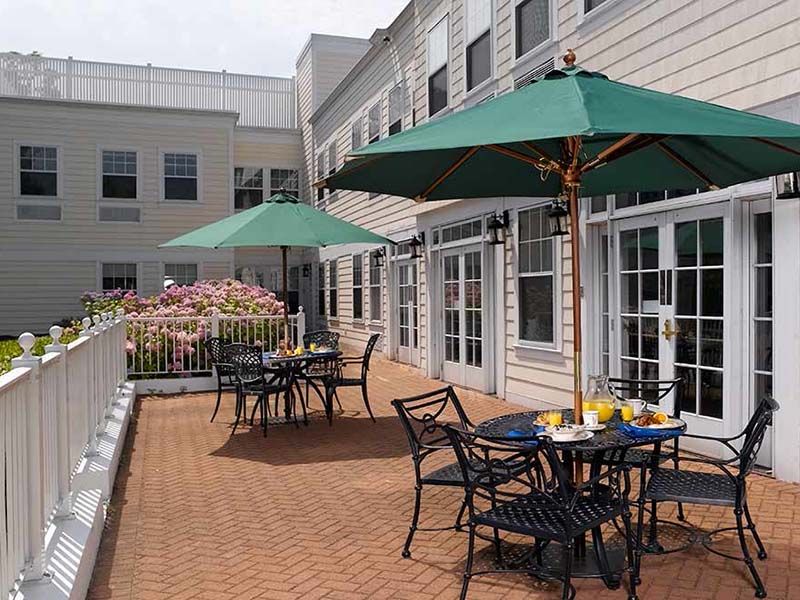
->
[126,309,306,377]
[0,52,296,129]
[0,310,127,597]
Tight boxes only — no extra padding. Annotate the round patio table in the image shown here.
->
[263,350,342,423]
[475,409,686,587]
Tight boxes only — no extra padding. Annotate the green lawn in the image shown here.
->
[0,333,78,375]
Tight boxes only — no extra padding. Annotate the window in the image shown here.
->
[318,264,326,317]
[102,150,137,199]
[288,266,300,313]
[234,167,263,209]
[316,152,326,204]
[466,0,492,91]
[518,206,555,344]
[328,260,338,317]
[615,188,702,210]
[427,16,449,116]
[328,142,337,176]
[599,233,610,374]
[17,204,61,221]
[351,117,363,150]
[102,263,137,292]
[752,212,772,419]
[270,169,299,197]
[585,0,611,13]
[98,205,141,223]
[368,103,381,144]
[440,218,483,244]
[369,250,382,321]
[19,145,58,196]
[388,85,403,135]
[164,152,198,201]
[164,263,198,287]
[352,255,363,320]
[516,0,550,59]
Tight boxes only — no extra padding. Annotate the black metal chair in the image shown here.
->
[391,386,476,559]
[328,333,380,422]
[637,396,779,598]
[444,426,638,600]
[298,330,343,413]
[204,337,237,423]
[302,330,340,350]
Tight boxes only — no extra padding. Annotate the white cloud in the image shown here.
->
[0,0,410,77]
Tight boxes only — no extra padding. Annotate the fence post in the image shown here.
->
[117,308,127,388]
[296,306,306,346]
[102,313,115,419]
[82,317,99,456]
[211,312,220,339]
[45,326,73,518]
[11,333,49,581]
[146,62,152,105]
[221,69,227,111]
[66,55,73,100]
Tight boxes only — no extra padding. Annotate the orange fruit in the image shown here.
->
[654,412,668,424]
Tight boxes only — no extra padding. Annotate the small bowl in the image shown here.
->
[545,423,585,442]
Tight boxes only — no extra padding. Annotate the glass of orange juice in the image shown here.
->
[620,402,634,422]
[548,411,563,426]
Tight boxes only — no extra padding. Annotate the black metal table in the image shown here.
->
[475,409,685,587]
[263,350,342,423]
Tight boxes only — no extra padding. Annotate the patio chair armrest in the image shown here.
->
[675,454,740,468]
[338,355,364,363]
[679,433,742,455]
[575,464,631,493]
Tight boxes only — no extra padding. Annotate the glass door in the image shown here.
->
[441,246,485,389]
[396,260,419,365]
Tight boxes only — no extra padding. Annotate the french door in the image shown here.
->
[396,260,419,365]
[614,203,729,455]
[441,246,485,390]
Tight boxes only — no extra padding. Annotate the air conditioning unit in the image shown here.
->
[774,171,800,199]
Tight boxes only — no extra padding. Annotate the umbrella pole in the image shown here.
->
[567,182,583,426]
[281,246,290,349]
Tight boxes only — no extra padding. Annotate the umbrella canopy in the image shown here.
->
[160,191,392,249]
[317,50,800,427]
[161,191,393,346]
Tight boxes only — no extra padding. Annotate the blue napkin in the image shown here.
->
[618,423,681,439]
[504,427,544,443]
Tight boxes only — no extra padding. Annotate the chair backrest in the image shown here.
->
[607,377,682,417]
[360,334,380,378]
[738,396,779,478]
[303,330,340,350]
[204,337,234,376]
[225,343,263,385]
[391,386,472,461]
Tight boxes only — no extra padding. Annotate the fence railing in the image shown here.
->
[0,52,296,129]
[0,310,127,596]
[126,309,306,377]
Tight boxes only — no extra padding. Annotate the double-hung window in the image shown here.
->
[585,0,611,13]
[369,250,382,322]
[164,263,198,287]
[163,152,198,201]
[318,264,326,317]
[515,0,550,59]
[368,103,381,144]
[20,145,58,196]
[351,117,363,150]
[329,260,338,317]
[427,16,449,116]
[466,0,492,91]
[352,255,363,320]
[328,142,337,175]
[518,206,556,344]
[234,167,263,209]
[270,169,299,197]
[102,263,137,292]
[102,150,137,199]
[316,152,326,204]
[388,85,403,135]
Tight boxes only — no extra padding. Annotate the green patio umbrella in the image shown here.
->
[318,49,800,424]
[160,190,393,345]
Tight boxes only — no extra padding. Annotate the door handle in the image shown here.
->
[661,319,680,340]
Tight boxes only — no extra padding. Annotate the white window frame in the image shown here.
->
[426,13,450,118]
[369,250,383,323]
[576,0,632,28]
[96,203,142,224]
[351,116,364,151]
[269,167,300,197]
[352,254,364,322]
[512,0,558,70]
[97,146,140,202]
[162,263,200,287]
[318,262,326,317]
[463,0,495,97]
[328,141,337,175]
[367,102,381,144]
[513,202,563,355]
[14,141,63,200]
[328,259,338,318]
[233,165,265,209]
[387,84,404,135]
[98,262,141,294]
[159,148,202,203]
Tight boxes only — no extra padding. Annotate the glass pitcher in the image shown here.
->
[583,375,616,423]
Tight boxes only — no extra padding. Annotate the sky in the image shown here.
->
[0,0,410,78]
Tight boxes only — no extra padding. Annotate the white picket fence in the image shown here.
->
[0,52,296,129]
[0,310,127,597]
[126,309,306,377]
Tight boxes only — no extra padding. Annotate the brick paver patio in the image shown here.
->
[88,358,800,600]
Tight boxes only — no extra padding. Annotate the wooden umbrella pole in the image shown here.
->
[565,139,584,428]
[281,246,290,349]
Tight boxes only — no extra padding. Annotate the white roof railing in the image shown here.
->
[0,52,296,129]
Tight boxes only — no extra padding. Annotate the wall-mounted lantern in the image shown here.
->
[487,210,510,245]
[409,233,425,259]
[372,247,387,268]
[548,197,570,237]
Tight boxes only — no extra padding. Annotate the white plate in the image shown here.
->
[539,430,595,443]
[629,417,685,430]
[584,424,606,432]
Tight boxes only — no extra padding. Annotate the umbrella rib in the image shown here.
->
[416,146,481,201]
[754,137,800,157]
[486,144,561,173]
[313,154,385,189]
[656,141,719,190]
[521,141,563,170]
[580,133,642,173]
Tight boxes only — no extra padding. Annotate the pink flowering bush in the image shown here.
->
[81,280,285,376]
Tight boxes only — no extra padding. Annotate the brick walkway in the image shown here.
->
[88,358,800,600]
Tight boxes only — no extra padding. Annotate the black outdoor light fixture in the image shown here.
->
[409,233,425,259]
[487,210,510,245]
[372,247,387,268]
[775,171,800,199]
[548,197,570,237]
[302,263,311,277]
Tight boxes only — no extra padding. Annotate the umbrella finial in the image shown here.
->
[563,48,577,68]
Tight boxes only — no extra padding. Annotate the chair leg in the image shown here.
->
[647,500,660,550]
[561,541,575,600]
[250,396,260,425]
[210,383,223,422]
[294,379,308,425]
[454,496,467,531]
[744,501,768,560]
[261,394,267,437]
[333,389,343,411]
[361,382,376,422]
[231,390,242,434]
[460,524,476,600]
[735,506,767,598]
[402,484,423,558]
[634,494,646,584]
[622,506,639,600]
